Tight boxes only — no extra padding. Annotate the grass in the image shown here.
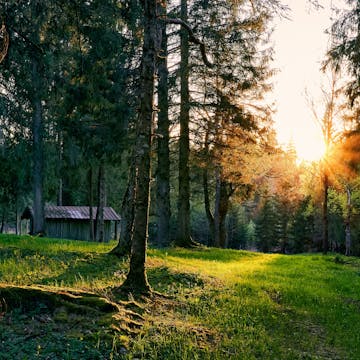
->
[0,234,360,359]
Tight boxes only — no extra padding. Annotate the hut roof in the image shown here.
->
[22,205,121,221]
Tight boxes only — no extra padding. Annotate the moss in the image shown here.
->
[0,284,144,339]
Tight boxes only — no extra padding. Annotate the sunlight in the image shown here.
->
[271,1,344,165]
[295,132,326,163]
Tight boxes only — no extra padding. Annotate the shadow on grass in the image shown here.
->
[35,253,128,288]
[0,246,82,260]
[154,247,259,263]
[147,265,205,294]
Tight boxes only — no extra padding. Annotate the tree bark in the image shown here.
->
[15,194,19,235]
[203,167,215,246]
[121,0,162,294]
[322,171,329,254]
[57,131,63,206]
[155,2,171,247]
[89,166,95,242]
[96,162,106,242]
[203,124,215,246]
[111,163,135,256]
[279,214,289,254]
[31,55,45,236]
[345,186,351,256]
[0,210,6,233]
[214,171,230,248]
[176,0,197,248]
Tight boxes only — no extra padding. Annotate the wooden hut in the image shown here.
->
[21,205,121,242]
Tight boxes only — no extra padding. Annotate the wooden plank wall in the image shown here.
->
[46,220,114,242]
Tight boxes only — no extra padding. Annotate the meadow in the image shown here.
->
[0,234,360,359]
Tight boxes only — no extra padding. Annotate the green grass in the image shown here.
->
[1,234,360,359]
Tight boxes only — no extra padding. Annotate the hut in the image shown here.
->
[21,205,121,242]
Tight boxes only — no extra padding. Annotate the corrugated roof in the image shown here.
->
[22,206,121,221]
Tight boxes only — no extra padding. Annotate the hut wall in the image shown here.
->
[46,219,90,241]
[46,219,114,242]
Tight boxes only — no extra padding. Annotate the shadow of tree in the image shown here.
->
[155,247,259,262]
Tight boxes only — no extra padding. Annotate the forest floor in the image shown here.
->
[0,235,359,359]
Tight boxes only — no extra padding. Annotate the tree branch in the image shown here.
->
[9,26,44,54]
[163,17,214,68]
[0,24,9,63]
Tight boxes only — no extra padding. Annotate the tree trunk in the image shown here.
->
[155,2,171,247]
[214,172,230,248]
[345,186,351,256]
[15,193,20,235]
[111,163,135,256]
[214,170,221,247]
[0,210,6,233]
[203,167,215,246]
[280,215,289,254]
[57,131,63,206]
[203,124,215,246]
[322,172,329,254]
[121,0,162,294]
[31,56,45,236]
[96,162,106,242]
[89,166,95,242]
[176,0,196,248]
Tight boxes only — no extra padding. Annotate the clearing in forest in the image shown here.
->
[0,235,359,359]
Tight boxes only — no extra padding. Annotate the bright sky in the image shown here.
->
[272,0,343,161]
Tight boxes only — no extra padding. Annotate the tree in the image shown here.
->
[271,146,303,253]
[95,162,106,242]
[121,0,162,294]
[345,185,352,255]
[53,0,134,243]
[1,0,135,240]
[155,0,171,247]
[111,162,136,255]
[307,66,360,254]
[120,0,232,290]
[255,196,280,253]
[175,0,196,247]
[190,0,279,248]
[338,134,360,255]
[31,49,45,235]
[308,73,343,254]
[289,196,314,253]
[327,0,360,106]
[1,1,59,235]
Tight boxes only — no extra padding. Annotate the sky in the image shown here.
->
[271,0,342,161]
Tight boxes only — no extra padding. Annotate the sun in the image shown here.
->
[294,133,326,163]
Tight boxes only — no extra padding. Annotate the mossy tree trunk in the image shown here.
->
[121,0,162,294]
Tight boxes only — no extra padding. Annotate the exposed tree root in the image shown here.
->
[0,284,144,337]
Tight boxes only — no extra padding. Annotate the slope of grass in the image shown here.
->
[0,234,360,359]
